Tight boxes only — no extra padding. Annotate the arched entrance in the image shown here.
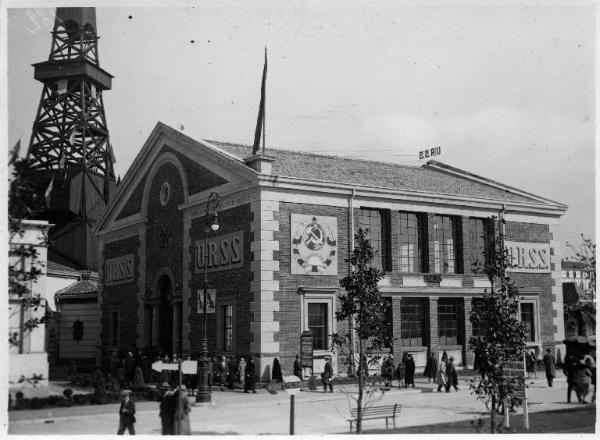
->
[157,275,174,356]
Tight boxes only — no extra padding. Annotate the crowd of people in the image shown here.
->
[563,352,596,404]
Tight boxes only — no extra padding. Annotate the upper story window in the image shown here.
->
[468,218,491,275]
[358,208,391,272]
[398,212,428,273]
[433,215,462,274]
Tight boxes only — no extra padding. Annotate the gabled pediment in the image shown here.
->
[97,122,258,233]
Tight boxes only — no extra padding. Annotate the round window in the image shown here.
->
[159,182,170,206]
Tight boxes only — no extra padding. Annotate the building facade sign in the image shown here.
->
[194,231,244,273]
[505,241,550,273]
[105,254,135,286]
[291,214,338,275]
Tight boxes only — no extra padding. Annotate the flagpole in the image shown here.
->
[262,46,267,154]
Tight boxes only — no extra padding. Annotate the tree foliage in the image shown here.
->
[8,158,51,348]
[333,228,391,433]
[469,215,527,433]
[565,234,596,337]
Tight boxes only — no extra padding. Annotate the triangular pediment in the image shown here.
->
[97,122,258,233]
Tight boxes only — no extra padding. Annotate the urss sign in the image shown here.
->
[505,241,550,273]
[105,254,134,286]
[194,231,244,273]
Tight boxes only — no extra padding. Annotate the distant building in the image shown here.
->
[562,259,595,338]
[95,122,567,378]
[562,260,592,292]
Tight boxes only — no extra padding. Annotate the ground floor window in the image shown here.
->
[222,305,233,352]
[400,298,426,346]
[438,298,461,345]
[301,289,336,353]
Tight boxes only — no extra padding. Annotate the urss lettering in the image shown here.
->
[195,231,244,272]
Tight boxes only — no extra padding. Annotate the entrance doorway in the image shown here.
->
[158,275,174,356]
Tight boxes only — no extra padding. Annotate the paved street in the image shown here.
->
[8,376,596,435]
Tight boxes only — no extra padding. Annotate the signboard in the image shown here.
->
[105,254,134,286]
[502,356,526,400]
[196,289,216,314]
[505,241,550,273]
[419,146,442,160]
[300,331,314,368]
[152,360,197,375]
[291,214,338,275]
[194,231,244,273]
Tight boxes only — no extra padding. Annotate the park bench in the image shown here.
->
[348,403,401,431]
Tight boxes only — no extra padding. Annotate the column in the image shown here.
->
[463,297,474,368]
[391,297,402,357]
[428,297,439,354]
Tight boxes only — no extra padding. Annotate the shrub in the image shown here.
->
[308,375,318,391]
[29,397,44,409]
[63,388,73,399]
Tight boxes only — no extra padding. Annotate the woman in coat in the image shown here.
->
[424,352,438,383]
[542,348,556,387]
[244,356,256,393]
[173,387,192,435]
[238,357,247,389]
[445,357,458,392]
[436,353,448,392]
[272,357,283,382]
[404,354,416,388]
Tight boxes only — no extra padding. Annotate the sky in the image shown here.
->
[4,0,596,257]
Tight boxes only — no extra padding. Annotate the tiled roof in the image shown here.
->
[207,141,544,204]
[55,278,98,298]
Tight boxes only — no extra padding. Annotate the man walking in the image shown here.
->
[117,389,136,435]
[543,348,556,387]
[322,356,334,393]
[227,356,237,390]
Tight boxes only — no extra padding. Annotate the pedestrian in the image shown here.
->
[575,359,592,404]
[218,356,228,391]
[272,357,283,382]
[159,384,177,435]
[293,354,303,380]
[564,354,578,403]
[123,351,136,388]
[395,361,405,388]
[117,389,136,435]
[227,356,237,390]
[583,354,596,403]
[437,352,448,392]
[173,386,192,435]
[404,353,416,388]
[526,350,537,380]
[212,356,220,388]
[424,351,438,383]
[358,355,369,378]
[382,355,395,387]
[238,356,247,389]
[322,356,334,393]
[445,357,458,392]
[543,348,556,387]
[244,356,256,393]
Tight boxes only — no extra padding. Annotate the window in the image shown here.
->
[400,298,426,346]
[398,212,427,273]
[358,208,391,271]
[468,218,490,274]
[222,305,233,352]
[110,310,119,347]
[308,303,328,350]
[520,303,535,342]
[438,298,461,345]
[433,215,461,274]
[471,298,488,338]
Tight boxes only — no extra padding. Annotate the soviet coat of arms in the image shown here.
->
[291,214,338,275]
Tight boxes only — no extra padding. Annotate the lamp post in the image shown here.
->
[196,192,220,403]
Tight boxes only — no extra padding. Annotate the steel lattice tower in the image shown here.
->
[26,7,116,270]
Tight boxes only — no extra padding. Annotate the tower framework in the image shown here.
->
[26,8,115,269]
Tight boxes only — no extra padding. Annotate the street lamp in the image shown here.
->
[196,192,220,403]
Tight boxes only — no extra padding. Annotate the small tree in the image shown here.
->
[333,228,392,434]
[8,158,51,351]
[565,234,596,337]
[469,212,527,433]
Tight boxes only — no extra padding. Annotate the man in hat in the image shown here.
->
[322,356,334,393]
[159,384,177,435]
[117,389,136,435]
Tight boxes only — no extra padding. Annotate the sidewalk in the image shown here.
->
[9,375,590,435]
